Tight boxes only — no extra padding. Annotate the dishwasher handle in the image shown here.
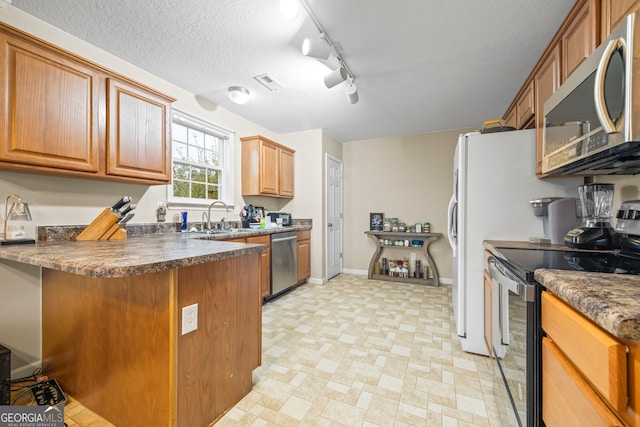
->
[272,234,297,243]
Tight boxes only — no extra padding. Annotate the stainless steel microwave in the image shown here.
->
[542,12,640,175]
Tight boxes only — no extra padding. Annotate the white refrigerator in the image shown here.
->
[446,129,582,356]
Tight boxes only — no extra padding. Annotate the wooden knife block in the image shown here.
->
[76,209,126,241]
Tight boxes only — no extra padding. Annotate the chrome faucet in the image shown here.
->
[206,201,231,230]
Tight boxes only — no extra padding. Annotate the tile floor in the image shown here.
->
[217,274,503,426]
[16,274,505,426]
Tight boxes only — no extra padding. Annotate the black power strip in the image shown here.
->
[31,379,66,406]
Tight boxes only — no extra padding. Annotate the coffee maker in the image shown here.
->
[564,183,620,249]
[529,197,581,244]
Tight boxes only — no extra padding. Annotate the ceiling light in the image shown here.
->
[301,37,331,60]
[346,81,359,104]
[279,0,299,19]
[228,86,250,104]
[324,67,347,89]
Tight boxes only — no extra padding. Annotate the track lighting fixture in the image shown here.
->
[324,67,347,89]
[345,80,359,104]
[227,86,250,104]
[297,0,359,104]
[302,37,331,60]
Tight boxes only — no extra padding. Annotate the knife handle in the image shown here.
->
[111,196,132,212]
[76,209,120,241]
[119,203,136,217]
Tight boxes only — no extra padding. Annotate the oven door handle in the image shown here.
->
[487,256,536,302]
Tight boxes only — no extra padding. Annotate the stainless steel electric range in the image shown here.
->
[486,200,640,426]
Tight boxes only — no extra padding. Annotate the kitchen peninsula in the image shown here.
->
[0,232,267,426]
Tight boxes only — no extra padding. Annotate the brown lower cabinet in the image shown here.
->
[225,230,311,298]
[246,235,272,298]
[41,253,261,426]
[296,230,311,285]
[541,291,640,426]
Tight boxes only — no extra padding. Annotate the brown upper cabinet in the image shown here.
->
[562,0,599,81]
[106,78,172,182]
[601,0,640,38]
[503,0,599,176]
[0,30,101,174]
[515,80,535,129]
[241,135,295,198]
[534,44,562,175]
[0,23,174,184]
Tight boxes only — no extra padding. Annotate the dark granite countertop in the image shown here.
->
[485,240,640,342]
[534,269,640,341]
[0,224,312,279]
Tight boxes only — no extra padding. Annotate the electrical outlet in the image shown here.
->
[182,303,198,335]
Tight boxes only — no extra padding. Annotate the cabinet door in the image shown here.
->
[503,106,516,129]
[515,81,535,129]
[297,238,310,283]
[0,33,100,172]
[562,0,598,82]
[259,140,279,195]
[542,338,624,427]
[279,148,295,198]
[106,78,171,182]
[247,235,271,298]
[542,291,627,411]
[534,44,561,175]
[602,0,640,39]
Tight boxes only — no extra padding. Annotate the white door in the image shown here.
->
[326,155,343,280]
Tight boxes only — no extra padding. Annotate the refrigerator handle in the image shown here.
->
[447,193,457,251]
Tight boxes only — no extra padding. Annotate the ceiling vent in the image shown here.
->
[253,73,283,92]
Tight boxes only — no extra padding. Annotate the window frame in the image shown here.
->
[167,110,235,207]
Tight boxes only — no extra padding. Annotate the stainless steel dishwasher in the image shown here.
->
[269,231,297,300]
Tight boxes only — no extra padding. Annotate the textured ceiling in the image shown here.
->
[11,0,575,142]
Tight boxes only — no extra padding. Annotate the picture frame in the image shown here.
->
[369,212,384,231]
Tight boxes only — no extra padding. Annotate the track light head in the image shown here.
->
[346,81,359,104]
[302,37,331,60]
[324,67,347,89]
[227,86,250,104]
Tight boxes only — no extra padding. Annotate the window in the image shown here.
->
[168,111,234,206]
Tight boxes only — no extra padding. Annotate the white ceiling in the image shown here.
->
[11,0,575,143]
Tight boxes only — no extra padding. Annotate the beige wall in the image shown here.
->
[342,129,465,281]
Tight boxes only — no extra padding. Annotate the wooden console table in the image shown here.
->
[365,231,442,287]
